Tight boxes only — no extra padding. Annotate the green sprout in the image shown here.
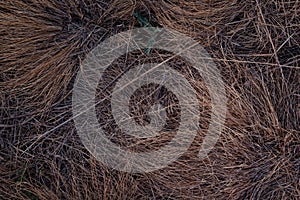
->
[133,10,161,54]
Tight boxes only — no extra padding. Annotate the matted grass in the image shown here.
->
[1,0,299,199]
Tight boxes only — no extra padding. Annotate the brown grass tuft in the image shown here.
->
[1,0,299,199]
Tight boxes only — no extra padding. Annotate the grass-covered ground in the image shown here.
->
[1,0,299,199]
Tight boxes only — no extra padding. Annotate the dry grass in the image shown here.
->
[1,0,299,199]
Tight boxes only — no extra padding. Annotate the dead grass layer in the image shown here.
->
[1,0,299,199]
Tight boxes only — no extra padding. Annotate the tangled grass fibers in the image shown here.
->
[1,0,299,199]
